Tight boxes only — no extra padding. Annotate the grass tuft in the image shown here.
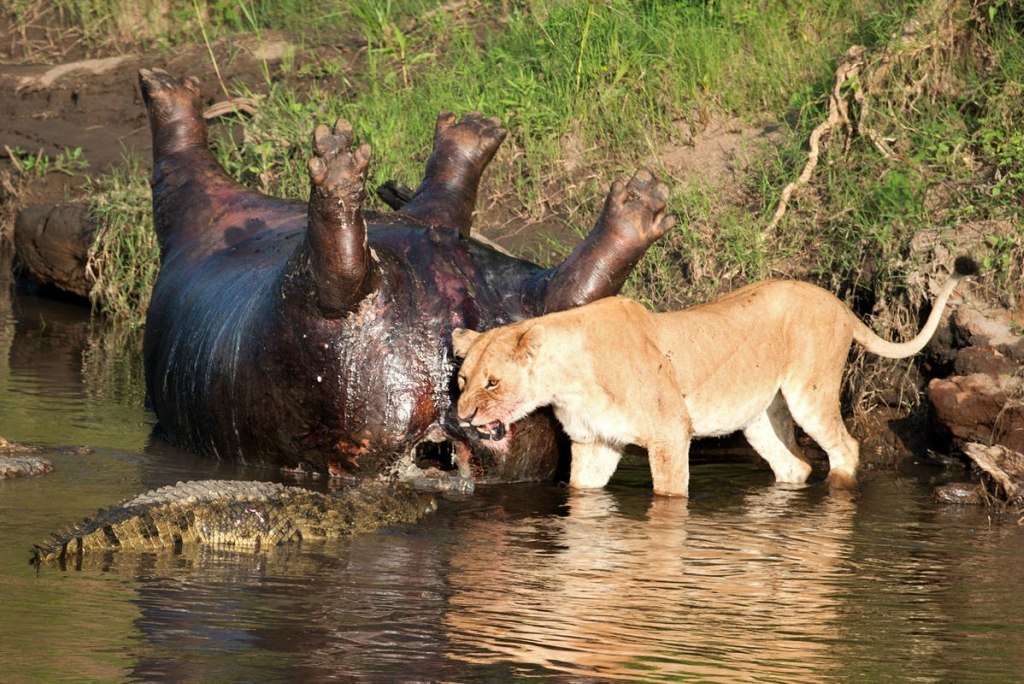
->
[84,157,158,329]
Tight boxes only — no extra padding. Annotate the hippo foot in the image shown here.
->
[308,119,372,206]
[598,168,676,249]
[300,119,375,316]
[138,69,205,152]
[432,110,508,175]
[399,110,509,232]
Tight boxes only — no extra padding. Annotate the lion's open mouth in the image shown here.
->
[475,420,506,441]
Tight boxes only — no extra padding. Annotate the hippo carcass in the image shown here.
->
[139,68,674,485]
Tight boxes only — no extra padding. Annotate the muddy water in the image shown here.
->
[2,289,1024,683]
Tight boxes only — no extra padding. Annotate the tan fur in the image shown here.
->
[453,272,968,497]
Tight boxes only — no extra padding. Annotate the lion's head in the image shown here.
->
[451,324,548,451]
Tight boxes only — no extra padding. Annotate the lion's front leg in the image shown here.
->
[648,438,691,497]
[568,441,623,489]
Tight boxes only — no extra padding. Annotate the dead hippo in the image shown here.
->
[139,68,674,486]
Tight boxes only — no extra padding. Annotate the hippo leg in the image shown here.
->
[398,111,508,236]
[299,120,376,317]
[140,68,260,251]
[537,168,676,312]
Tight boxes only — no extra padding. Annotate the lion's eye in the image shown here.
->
[457,374,466,390]
[485,377,500,390]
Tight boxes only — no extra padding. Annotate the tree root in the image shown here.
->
[765,0,982,235]
[765,46,865,235]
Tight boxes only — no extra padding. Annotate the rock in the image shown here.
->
[928,372,1024,452]
[953,345,1018,376]
[949,302,1024,362]
[0,436,92,479]
[928,295,1024,454]
[0,454,54,479]
[933,481,985,505]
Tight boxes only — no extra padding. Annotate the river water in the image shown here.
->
[2,288,1024,683]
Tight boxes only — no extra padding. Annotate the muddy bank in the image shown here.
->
[0,33,305,298]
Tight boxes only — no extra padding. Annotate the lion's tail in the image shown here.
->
[852,256,978,359]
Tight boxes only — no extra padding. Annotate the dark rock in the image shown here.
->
[933,481,985,505]
[954,346,1018,376]
[949,304,1024,363]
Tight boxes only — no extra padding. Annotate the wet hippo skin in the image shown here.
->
[139,68,674,484]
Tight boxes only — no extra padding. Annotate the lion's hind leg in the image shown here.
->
[569,441,624,489]
[743,395,812,484]
[783,383,859,489]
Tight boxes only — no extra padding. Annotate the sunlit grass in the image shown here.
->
[11,0,1019,344]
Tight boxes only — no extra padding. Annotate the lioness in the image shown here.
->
[452,258,976,497]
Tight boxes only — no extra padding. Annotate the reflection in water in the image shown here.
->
[2,291,1024,682]
[445,477,857,681]
[0,287,152,450]
[833,476,1024,682]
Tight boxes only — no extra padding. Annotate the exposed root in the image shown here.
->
[765,45,866,235]
[765,0,987,235]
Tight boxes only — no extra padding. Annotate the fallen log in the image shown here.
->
[13,201,95,298]
[963,442,1024,504]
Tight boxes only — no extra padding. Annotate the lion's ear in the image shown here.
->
[515,325,545,360]
[452,328,480,358]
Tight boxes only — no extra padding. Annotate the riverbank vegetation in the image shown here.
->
[7,0,1024,410]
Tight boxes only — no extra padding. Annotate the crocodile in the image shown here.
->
[1,434,91,479]
[32,479,436,567]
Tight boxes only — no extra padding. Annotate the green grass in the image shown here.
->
[3,145,88,177]
[11,0,1023,363]
[202,0,913,234]
[84,156,158,329]
[6,0,431,53]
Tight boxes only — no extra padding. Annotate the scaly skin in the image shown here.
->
[32,480,436,567]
